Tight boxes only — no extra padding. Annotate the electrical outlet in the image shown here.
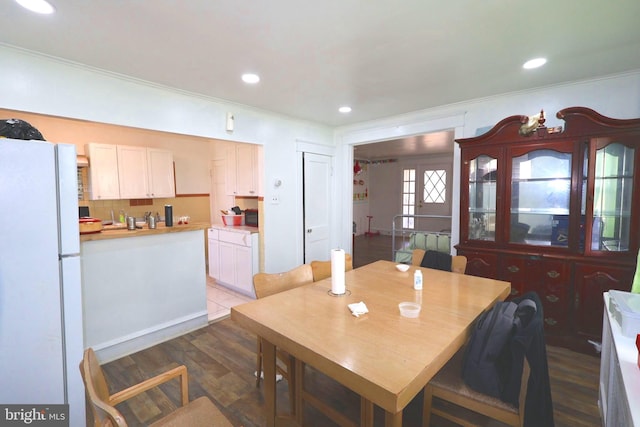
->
[271,194,280,204]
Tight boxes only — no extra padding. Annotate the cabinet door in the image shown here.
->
[459,250,499,280]
[208,238,219,280]
[86,143,120,200]
[463,151,500,243]
[508,144,573,246]
[147,148,175,197]
[574,262,634,340]
[218,240,236,286]
[234,244,254,295]
[583,140,636,254]
[225,146,238,196]
[117,145,149,198]
[236,144,258,196]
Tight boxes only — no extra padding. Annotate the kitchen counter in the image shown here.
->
[80,222,209,242]
[81,225,209,362]
[209,223,259,233]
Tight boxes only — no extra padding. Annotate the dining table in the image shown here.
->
[231,260,511,427]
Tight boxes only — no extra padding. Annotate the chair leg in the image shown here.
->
[255,338,263,387]
[422,385,434,427]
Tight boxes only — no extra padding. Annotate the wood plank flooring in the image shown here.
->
[101,235,602,426]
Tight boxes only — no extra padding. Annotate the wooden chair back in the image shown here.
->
[411,249,467,275]
[80,348,127,427]
[310,254,353,282]
[253,264,314,298]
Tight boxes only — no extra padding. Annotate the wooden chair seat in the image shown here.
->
[80,347,232,427]
[423,348,529,427]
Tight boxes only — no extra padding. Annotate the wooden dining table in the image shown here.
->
[231,260,510,427]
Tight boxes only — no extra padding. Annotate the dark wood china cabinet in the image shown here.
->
[456,107,640,354]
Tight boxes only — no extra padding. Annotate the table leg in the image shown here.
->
[262,338,277,427]
[360,397,374,427]
[384,410,402,427]
[294,358,305,426]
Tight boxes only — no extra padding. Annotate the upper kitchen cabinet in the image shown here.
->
[85,143,120,200]
[86,143,175,200]
[225,143,260,196]
[456,107,640,353]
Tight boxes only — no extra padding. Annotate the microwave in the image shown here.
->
[244,209,258,227]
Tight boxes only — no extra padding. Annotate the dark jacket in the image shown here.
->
[420,250,452,272]
[503,291,555,427]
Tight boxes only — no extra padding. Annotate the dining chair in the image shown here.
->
[80,347,232,427]
[252,264,314,414]
[422,348,530,427]
[310,253,353,281]
[411,248,467,275]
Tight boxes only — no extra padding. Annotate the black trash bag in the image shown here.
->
[0,118,45,140]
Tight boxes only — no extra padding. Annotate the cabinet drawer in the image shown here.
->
[208,228,219,239]
[218,230,251,246]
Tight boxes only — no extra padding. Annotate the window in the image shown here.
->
[402,168,415,228]
[424,169,446,203]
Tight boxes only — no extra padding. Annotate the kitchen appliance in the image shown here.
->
[244,209,259,227]
[0,139,85,426]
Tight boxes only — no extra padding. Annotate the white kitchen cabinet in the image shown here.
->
[225,143,259,196]
[118,145,175,198]
[117,145,149,199]
[599,293,639,426]
[146,148,176,197]
[207,227,258,298]
[86,143,120,200]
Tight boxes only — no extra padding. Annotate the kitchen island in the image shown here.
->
[81,222,209,362]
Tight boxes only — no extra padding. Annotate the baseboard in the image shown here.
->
[92,311,209,363]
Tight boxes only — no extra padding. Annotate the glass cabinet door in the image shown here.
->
[468,155,497,241]
[586,142,635,252]
[510,149,572,245]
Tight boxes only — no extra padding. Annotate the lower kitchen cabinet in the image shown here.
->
[208,226,258,298]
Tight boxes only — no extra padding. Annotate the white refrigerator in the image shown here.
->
[0,138,85,426]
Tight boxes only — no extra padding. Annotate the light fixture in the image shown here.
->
[242,73,260,84]
[339,106,352,114]
[15,0,55,14]
[523,57,547,69]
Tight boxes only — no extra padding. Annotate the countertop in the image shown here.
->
[209,224,259,233]
[80,222,210,242]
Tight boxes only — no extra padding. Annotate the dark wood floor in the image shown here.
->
[101,235,602,427]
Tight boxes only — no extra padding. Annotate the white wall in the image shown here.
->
[336,71,640,252]
[1,45,334,273]
[3,45,640,267]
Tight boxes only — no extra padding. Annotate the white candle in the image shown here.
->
[331,248,346,295]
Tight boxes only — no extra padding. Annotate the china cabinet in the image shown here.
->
[456,107,640,353]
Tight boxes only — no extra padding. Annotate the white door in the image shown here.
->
[303,152,332,262]
[401,162,452,232]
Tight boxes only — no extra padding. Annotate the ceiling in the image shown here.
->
[2,1,640,135]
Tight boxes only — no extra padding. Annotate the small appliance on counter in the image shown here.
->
[244,209,258,227]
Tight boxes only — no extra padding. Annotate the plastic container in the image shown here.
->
[222,214,245,226]
[413,269,423,290]
[608,290,640,338]
[399,302,421,318]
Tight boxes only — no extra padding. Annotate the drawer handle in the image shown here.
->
[547,270,560,279]
[546,294,559,303]
[507,265,519,273]
[544,317,557,326]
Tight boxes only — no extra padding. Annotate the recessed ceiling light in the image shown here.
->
[339,106,352,114]
[523,58,547,69]
[15,0,55,14]
[241,73,260,84]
